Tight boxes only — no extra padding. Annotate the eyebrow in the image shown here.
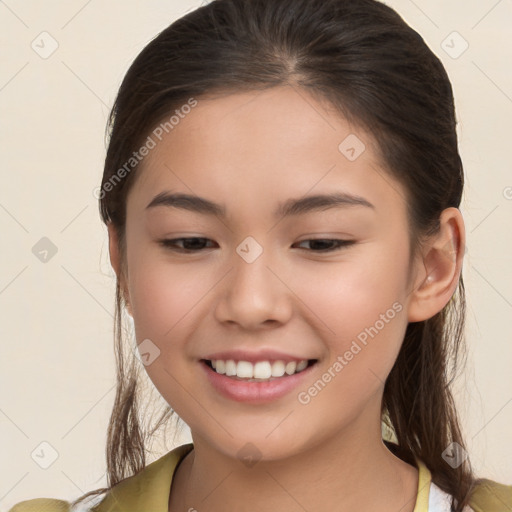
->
[145,190,375,218]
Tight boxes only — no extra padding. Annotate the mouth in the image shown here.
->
[199,358,319,403]
[200,358,318,381]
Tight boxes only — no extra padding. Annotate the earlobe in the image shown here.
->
[407,207,465,323]
[107,222,132,316]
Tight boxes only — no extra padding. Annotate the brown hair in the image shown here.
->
[73,0,481,510]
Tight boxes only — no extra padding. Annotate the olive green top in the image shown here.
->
[8,443,512,512]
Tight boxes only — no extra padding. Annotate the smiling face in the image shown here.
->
[110,85,423,461]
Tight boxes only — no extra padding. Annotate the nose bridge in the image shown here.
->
[231,234,274,295]
[214,234,290,327]
[235,234,266,266]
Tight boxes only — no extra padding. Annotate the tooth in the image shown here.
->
[285,361,297,375]
[236,361,253,378]
[254,361,272,379]
[212,358,310,378]
[271,360,286,377]
[225,360,237,376]
[296,360,308,372]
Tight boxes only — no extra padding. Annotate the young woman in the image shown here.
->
[9,0,512,511]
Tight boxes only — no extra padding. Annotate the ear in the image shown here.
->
[407,207,465,323]
[107,222,133,317]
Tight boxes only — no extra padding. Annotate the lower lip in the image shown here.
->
[200,360,317,403]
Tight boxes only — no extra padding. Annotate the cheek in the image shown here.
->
[296,271,408,424]
[292,248,409,392]
[295,252,407,336]
[127,255,210,344]
[125,258,209,403]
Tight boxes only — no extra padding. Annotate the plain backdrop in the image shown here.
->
[1,0,511,509]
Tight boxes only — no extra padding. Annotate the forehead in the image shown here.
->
[149,86,369,167]
[127,85,408,222]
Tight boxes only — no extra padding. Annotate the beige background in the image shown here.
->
[1,0,511,508]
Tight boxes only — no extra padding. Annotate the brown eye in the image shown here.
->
[293,239,356,252]
[158,237,217,252]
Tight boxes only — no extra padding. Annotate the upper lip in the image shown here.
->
[202,349,317,364]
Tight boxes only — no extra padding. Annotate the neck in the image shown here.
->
[169,418,419,512]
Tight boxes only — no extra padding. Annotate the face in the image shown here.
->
[115,85,421,461]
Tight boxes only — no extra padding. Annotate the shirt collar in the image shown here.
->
[414,458,433,512]
[91,442,194,512]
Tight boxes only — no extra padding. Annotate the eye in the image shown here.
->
[158,237,355,254]
[158,237,217,252]
[292,239,356,252]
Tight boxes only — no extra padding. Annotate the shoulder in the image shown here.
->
[428,477,512,512]
[8,444,194,512]
[89,443,194,511]
[7,498,71,512]
[416,456,512,512]
[468,478,512,512]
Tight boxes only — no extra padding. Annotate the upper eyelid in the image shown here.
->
[158,237,355,251]
[158,237,354,243]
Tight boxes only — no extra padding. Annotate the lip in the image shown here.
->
[202,349,313,364]
[200,358,318,403]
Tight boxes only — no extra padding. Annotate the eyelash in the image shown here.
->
[158,237,356,253]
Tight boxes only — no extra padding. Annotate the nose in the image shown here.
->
[214,243,292,330]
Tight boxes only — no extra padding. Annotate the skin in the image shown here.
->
[108,85,465,512]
